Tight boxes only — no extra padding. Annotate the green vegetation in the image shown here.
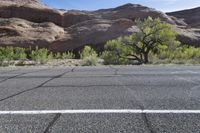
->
[80,46,98,66]
[102,37,200,65]
[102,17,200,65]
[132,17,177,63]
[13,47,27,60]
[30,46,50,64]
[152,45,200,64]
[102,37,132,65]
[0,46,99,66]
[0,46,76,66]
[0,46,27,66]
[54,52,75,59]
[0,17,199,66]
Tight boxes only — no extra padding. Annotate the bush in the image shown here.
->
[102,38,132,65]
[80,46,97,59]
[153,45,200,64]
[0,47,15,66]
[0,47,6,62]
[30,46,49,64]
[13,47,27,60]
[82,56,98,66]
[5,47,14,61]
[61,51,75,59]
[80,46,98,66]
[54,51,75,59]
[55,53,62,59]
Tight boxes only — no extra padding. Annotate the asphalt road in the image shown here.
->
[0,65,200,133]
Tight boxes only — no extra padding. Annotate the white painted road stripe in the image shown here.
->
[1,110,200,114]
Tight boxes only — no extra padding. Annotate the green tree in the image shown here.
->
[102,37,132,65]
[129,17,177,63]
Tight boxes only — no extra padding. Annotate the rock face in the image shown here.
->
[0,18,64,48]
[0,1,199,52]
[49,19,137,52]
[167,7,200,46]
[167,7,200,28]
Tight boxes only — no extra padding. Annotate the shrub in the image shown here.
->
[80,46,98,66]
[82,56,98,66]
[0,47,6,62]
[0,47,15,66]
[153,45,200,64]
[61,51,75,59]
[30,46,49,64]
[80,46,97,59]
[48,52,54,60]
[55,53,62,59]
[13,47,27,60]
[3,47,14,61]
[54,51,75,59]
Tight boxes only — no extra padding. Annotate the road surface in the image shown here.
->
[0,65,200,133]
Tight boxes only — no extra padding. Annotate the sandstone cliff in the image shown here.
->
[0,0,199,52]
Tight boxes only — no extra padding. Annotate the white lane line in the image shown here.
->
[1,110,200,114]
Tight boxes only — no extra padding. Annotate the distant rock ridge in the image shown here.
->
[0,0,40,4]
[0,1,199,52]
[167,7,200,28]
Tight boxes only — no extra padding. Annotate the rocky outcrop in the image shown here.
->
[167,7,200,28]
[0,0,63,26]
[0,1,199,52]
[0,18,64,48]
[174,26,200,46]
[49,19,137,52]
[167,7,200,45]
[94,4,175,24]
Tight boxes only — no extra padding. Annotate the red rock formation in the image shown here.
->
[167,7,200,28]
[0,1,199,51]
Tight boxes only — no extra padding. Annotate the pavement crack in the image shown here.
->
[0,69,19,74]
[141,112,156,133]
[71,67,76,72]
[44,113,61,133]
[0,68,74,102]
[0,73,26,83]
[188,84,200,98]
[112,75,156,133]
[0,69,48,84]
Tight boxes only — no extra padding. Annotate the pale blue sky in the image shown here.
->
[41,0,200,12]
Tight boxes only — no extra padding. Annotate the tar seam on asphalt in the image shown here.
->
[109,66,156,133]
[0,69,19,74]
[188,84,200,98]
[42,84,137,88]
[0,67,75,102]
[109,66,118,75]
[0,69,48,83]
[174,75,200,98]
[44,113,61,133]
[141,113,155,133]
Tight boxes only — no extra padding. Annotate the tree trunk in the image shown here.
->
[143,53,149,64]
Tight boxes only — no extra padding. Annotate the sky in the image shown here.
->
[41,0,200,12]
